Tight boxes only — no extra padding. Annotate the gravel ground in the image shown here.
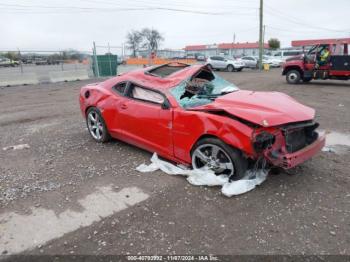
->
[0,68,349,256]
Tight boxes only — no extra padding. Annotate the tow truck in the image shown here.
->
[282,39,350,84]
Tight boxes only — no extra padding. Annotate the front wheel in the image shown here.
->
[191,138,248,181]
[286,70,301,84]
[86,107,111,143]
[227,64,234,72]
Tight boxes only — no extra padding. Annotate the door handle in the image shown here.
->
[121,104,128,109]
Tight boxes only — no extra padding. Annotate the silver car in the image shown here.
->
[206,56,245,72]
[241,56,258,68]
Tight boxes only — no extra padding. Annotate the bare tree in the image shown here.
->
[126,30,143,57]
[141,28,164,53]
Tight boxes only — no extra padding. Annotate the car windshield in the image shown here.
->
[170,68,239,109]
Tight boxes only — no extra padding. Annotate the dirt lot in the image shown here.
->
[0,68,349,256]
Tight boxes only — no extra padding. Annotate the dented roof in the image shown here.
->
[111,64,204,90]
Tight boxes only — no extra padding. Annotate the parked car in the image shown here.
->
[196,55,206,61]
[242,56,283,68]
[206,56,245,72]
[241,56,258,68]
[273,50,304,62]
[262,56,283,67]
[117,57,126,65]
[34,57,60,65]
[186,54,196,59]
[79,63,325,180]
[0,57,19,67]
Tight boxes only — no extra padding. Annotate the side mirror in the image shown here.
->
[161,100,170,110]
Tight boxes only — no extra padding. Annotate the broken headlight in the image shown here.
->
[253,132,276,153]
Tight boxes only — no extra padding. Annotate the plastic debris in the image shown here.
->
[322,146,336,153]
[136,153,268,196]
[221,169,268,197]
[319,131,350,154]
[2,144,30,151]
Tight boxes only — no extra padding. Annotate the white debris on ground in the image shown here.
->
[2,144,30,151]
[222,170,268,197]
[321,131,350,154]
[136,153,268,196]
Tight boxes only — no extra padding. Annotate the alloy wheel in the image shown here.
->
[87,110,104,140]
[192,144,235,176]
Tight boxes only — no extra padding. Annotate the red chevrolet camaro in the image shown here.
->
[79,63,325,180]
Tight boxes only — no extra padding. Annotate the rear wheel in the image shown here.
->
[286,70,301,84]
[191,138,247,181]
[86,107,111,143]
[227,64,234,72]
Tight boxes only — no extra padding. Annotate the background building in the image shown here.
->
[184,42,270,58]
[136,49,185,58]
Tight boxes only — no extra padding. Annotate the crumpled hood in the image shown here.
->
[192,90,315,127]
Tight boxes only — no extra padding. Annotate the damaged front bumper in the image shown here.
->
[264,134,326,169]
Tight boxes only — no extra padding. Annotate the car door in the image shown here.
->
[242,57,253,67]
[209,56,220,69]
[106,81,129,136]
[216,56,227,69]
[117,83,173,157]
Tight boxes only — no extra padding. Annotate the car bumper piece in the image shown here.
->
[265,134,326,169]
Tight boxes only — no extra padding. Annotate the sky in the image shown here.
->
[0,0,349,55]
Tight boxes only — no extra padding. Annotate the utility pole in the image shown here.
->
[107,42,113,76]
[258,0,263,70]
[232,33,236,57]
[17,48,23,74]
[263,25,266,54]
[93,41,100,78]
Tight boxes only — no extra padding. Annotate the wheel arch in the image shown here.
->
[190,132,248,157]
[283,65,303,76]
[85,105,95,116]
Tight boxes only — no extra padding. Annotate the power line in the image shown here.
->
[264,4,349,33]
[0,2,256,16]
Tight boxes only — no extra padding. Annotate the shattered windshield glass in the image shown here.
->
[170,71,239,109]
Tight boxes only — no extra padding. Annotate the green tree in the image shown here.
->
[268,38,281,50]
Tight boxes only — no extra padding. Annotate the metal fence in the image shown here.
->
[0,49,93,82]
[92,42,125,77]
[0,43,124,84]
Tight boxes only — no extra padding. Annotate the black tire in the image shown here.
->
[303,77,312,83]
[191,137,248,181]
[227,64,234,72]
[286,70,301,84]
[86,107,111,143]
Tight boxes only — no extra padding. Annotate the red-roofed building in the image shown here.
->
[292,38,350,47]
[184,42,270,57]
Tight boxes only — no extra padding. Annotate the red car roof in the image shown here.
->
[116,64,203,90]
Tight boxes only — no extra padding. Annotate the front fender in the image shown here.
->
[172,109,255,163]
